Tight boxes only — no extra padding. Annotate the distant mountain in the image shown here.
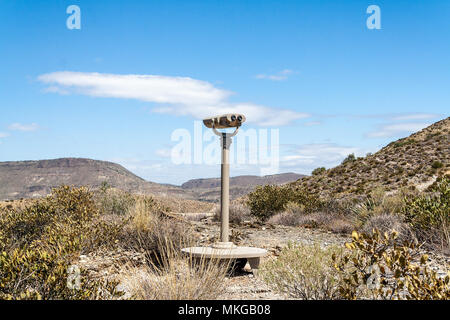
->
[0,158,306,202]
[0,158,189,201]
[291,117,450,198]
[182,172,306,202]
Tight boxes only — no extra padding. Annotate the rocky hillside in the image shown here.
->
[0,158,190,201]
[182,173,305,202]
[291,117,450,198]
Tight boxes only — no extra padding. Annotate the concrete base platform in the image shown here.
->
[181,246,267,272]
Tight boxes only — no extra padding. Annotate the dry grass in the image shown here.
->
[268,211,302,227]
[362,214,416,243]
[95,187,214,215]
[268,209,354,235]
[154,195,215,214]
[351,187,406,227]
[96,196,228,300]
[213,203,253,224]
[118,198,193,264]
[120,238,228,300]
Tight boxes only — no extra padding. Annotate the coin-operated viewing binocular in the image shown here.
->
[203,113,246,129]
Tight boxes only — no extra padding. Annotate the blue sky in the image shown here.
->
[0,0,449,184]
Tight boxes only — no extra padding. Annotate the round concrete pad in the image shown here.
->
[181,246,267,259]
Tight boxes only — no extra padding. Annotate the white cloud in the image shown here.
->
[284,143,359,163]
[389,113,441,121]
[255,69,295,81]
[38,71,307,126]
[0,132,9,144]
[280,143,364,174]
[367,122,430,138]
[155,148,172,158]
[303,121,322,126]
[109,157,164,172]
[8,123,40,132]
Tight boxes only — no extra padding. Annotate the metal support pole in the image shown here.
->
[211,125,239,249]
[220,133,231,243]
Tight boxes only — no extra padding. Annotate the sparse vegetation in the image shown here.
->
[121,239,228,300]
[0,186,124,299]
[402,176,449,250]
[246,185,323,222]
[262,230,449,300]
[246,185,294,221]
[0,185,196,300]
[260,242,345,299]
[292,117,449,198]
[341,153,356,164]
[0,118,449,300]
[432,161,444,169]
[214,203,252,224]
[333,230,450,300]
[312,167,326,176]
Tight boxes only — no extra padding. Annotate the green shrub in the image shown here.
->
[0,186,124,299]
[260,242,345,299]
[312,167,326,176]
[96,187,136,215]
[431,161,444,169]
[246,185,294,221]
[0,245,122,300]
[246,185,323,221]
[402,176,449,248]
[333,230,450,300]
[341,153,356,164]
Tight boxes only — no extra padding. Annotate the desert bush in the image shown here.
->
[341,153,356,164]
[119,198,192,265]
[246,185,323,222]
[260,242,345,299]
[290,188,324,213]
[333,230,450,300]
[283,201,303,214]
[351,187,404,228]
[361,214,415,243]
[0,201,54,251]
[267,202,305,226]
[431,161,444,169]
[268,212,302,227]
[402,176,449,250]
[246,185,294,221]
[96,187,136,215]
[296,212,332,229]
[0,186,124,299]
[120,239,227,300]
[327,218,354,234]
[0,245,122,300]
[312,167,326,176]
[213,203,252,224]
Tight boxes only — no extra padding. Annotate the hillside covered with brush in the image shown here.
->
[292,117,450,198]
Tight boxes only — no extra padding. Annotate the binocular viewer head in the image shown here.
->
[203,113,246,129]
